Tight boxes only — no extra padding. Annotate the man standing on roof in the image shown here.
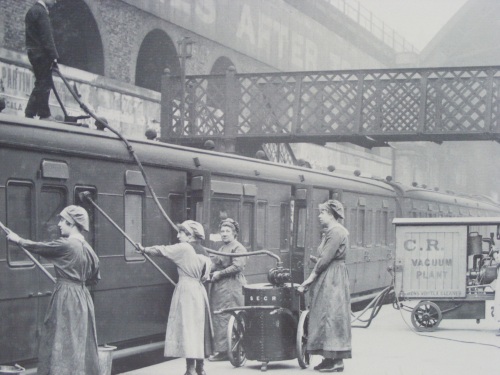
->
[25,0,59,120]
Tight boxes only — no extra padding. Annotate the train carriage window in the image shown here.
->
[349,208,357,247]
[74,187,96,249]
[365,209,373,247]
[374,210,381,245]
[388,211,395,244]
[241,202,254,249]
[357,208,365,247]
[6,181,34,266]
[40,186,67,243]
[280,203,290,251]
[195,201,203,223]
[256,201,267,250]
[209,199,239,243]
[296,206,307,248]
[169,194,185,244]
[381,211,389,245]
[124,191,144,261]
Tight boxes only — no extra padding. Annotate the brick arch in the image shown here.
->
[207,56,237,109]
[50,0,104,75]
[210,56,236,74]
[135,29,179,92]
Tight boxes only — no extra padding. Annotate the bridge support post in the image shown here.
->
[160,68,174,141]
[221,66,238,153]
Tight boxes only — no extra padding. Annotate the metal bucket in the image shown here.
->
[467,232,483,255]
[98,345,117,375]
[0,364,25,374]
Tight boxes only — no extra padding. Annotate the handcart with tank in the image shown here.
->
[392,217,499,331]
[214,261,310,371]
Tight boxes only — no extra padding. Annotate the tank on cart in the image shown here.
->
[392,217,499,331]
[214,264,310,371]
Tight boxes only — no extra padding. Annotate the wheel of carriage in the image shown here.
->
[296,310,310,369]
[227,312,247,367]
[411,301,442,332]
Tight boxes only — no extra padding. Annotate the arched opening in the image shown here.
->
[207,56,236,109]
[50,0,104,75]
[210,56,235,75]
[135,30,179,92]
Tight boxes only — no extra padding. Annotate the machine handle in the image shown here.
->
[214,305,282,315]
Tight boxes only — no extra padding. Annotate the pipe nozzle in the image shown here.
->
[78,191,93,202]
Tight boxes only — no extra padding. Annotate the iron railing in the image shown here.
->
[161,65,500,147]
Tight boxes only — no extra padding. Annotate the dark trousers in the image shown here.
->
[25,49,54,118]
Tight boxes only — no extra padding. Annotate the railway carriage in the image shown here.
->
[1,114,499,367]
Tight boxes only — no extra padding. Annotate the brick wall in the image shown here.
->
[3,0,31,52]
[1,0,273,85]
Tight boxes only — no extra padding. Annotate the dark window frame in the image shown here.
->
[6,180,35,267]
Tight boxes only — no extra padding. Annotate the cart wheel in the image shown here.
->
[411,301,442,332]
[227,313,246,367]
[296,310,310,369]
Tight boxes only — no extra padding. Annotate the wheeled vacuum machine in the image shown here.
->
[214,260,310,371]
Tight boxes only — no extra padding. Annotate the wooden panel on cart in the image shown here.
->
[395,224,467,299]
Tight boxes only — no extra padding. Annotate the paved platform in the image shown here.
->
[119,300,500,375]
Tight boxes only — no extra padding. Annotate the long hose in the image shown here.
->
[52,66,178,232]
[79,192,176,286]
[53,67,284,274]
[204,247,282,265]
[350,284,393,328]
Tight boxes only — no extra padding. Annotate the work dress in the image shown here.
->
[144,243,213,359]
[495,271,500,325]
[307,223,352,359]
[209,239,247,352]
[19,233,100,375]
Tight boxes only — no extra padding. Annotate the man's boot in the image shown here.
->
[195,359,207,375]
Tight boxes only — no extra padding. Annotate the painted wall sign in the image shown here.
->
[395,225,467,298]
[0,61,161,139]
[122,0,381,71]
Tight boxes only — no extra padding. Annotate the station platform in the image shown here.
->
[119,300,500,375]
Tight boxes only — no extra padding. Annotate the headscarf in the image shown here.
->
[59,205,90,231]
[319,199,344,219]
[219,218,239,234]
[178,220,205,240]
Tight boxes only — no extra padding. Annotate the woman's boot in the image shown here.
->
[195,359,206,375]
[184,358,196,375]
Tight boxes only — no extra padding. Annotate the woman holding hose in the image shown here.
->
[6,205,100,375]
[208,218,247,362]
[137,220,213,375]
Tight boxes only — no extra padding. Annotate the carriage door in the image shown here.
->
[1,181,40,363]
[306,188,331,271]
[36,184,69,341]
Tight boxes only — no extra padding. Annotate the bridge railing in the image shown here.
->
[160,66,500,146]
